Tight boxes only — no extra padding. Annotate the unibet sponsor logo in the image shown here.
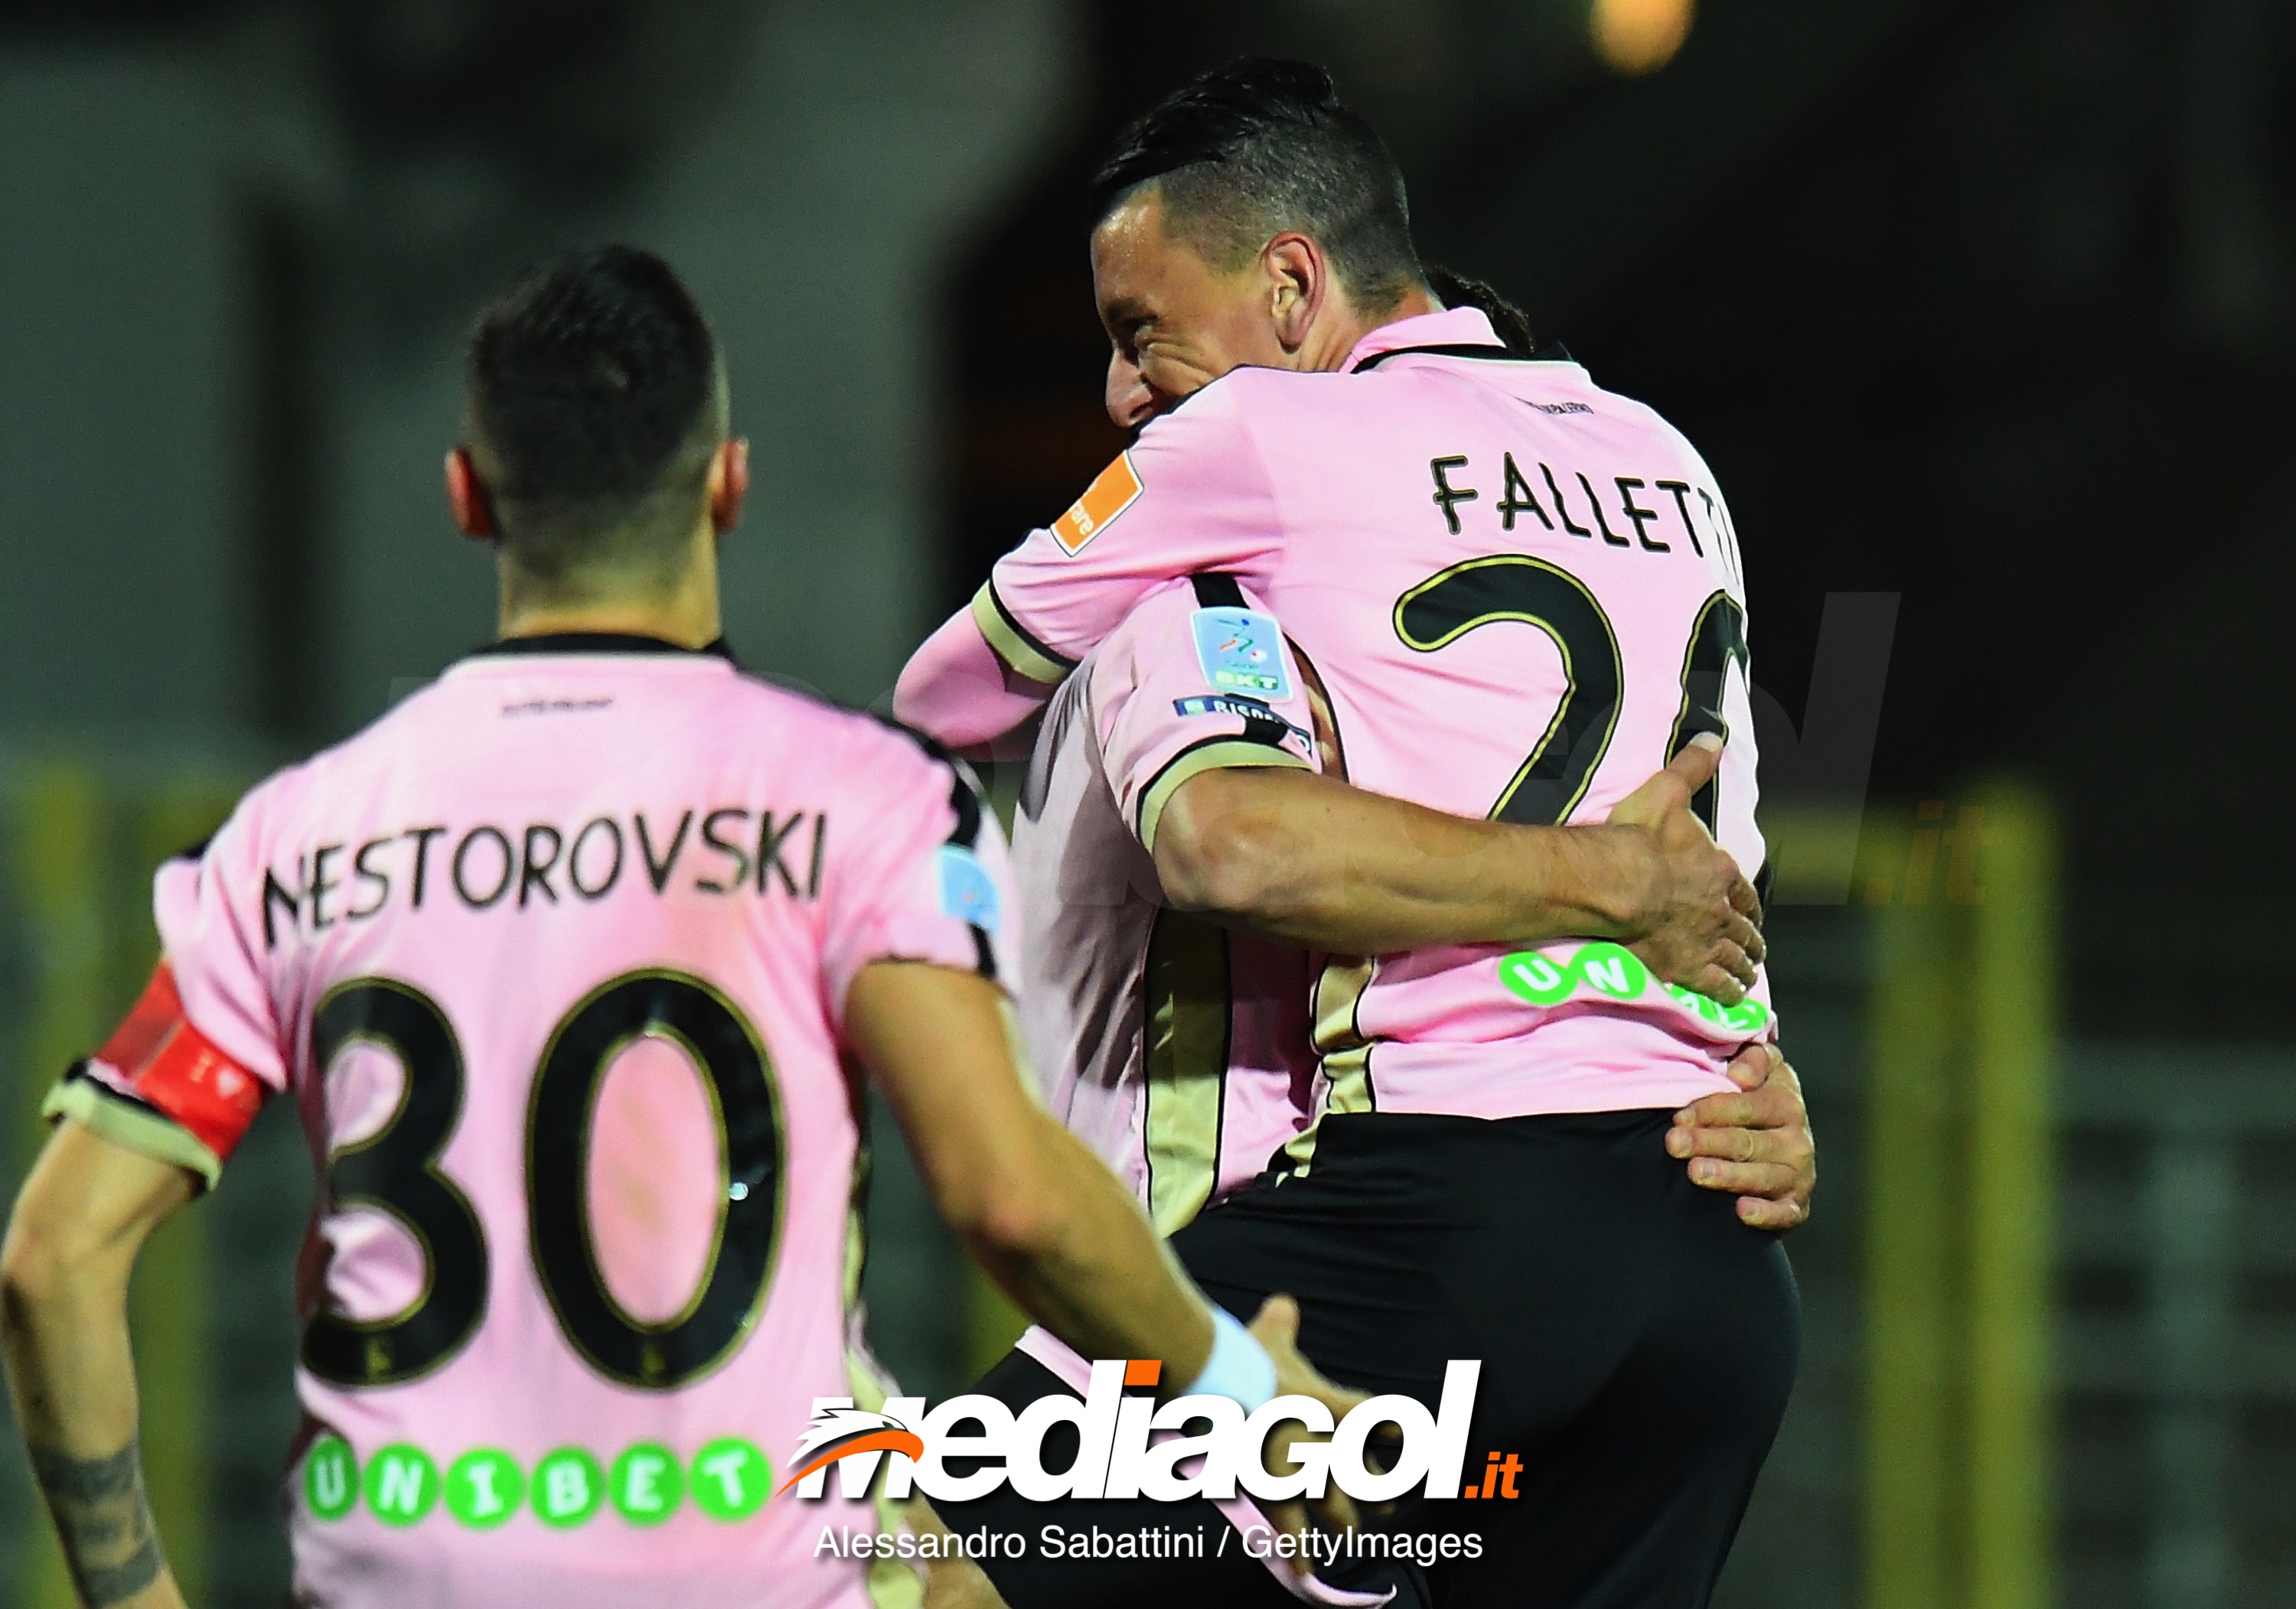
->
[364,1445,439,1527]
[788,1360,1484,1506]
[612,1444,683,1526]
[446,1449,523,1529]
[306,1437,771,1529]
[305,1436,358,1520]
[1497,940,1770,1033]
[533,1448,605,1529]
[690,1438,772,1521]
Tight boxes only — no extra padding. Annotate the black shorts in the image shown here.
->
[933,1109,1801,1609]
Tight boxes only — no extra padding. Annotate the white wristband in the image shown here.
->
[1184,1307,1278,1412]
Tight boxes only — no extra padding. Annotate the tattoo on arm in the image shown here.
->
[28,1440,167,1607]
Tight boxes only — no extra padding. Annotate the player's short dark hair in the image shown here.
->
[464,245,726,584]
[1091,58,1425,313]
[1424,265,1535,355]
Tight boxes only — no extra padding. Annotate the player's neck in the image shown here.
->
[1299,282,1443,373]
[496,546,723,651]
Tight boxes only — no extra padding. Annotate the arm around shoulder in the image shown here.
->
[1150,764,1641,954]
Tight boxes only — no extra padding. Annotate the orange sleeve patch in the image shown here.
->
[1051,452,1144,555]
[93,963,268,1163]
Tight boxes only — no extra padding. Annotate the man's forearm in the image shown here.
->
[2,1271,174,1607]
[847,964,1215,1388]
[960,1111,1215,1389]
[1153,767,1649,953]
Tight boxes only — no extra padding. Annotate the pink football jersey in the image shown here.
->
[1013,577,1320,1233]
[50,638,1015,1609]
[955,307,1774,1135]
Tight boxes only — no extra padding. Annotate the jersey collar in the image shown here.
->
[1345,306,1504,371]
[468,632,737,663]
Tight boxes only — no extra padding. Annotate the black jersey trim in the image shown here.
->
[1133,733,1312,849]
[1352,340,1580,373]
[969,578,1075,679]
[1189,576,1288,744]
[868,715,1000,982]
[1351,342,1518,373]
[470,632,737,662]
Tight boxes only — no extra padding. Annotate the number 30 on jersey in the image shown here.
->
[302,971,784,1392]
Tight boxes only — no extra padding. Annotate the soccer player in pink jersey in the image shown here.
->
[902,61,1811,1608]
[0,248,1362,1609]
[946,571,1789,1608]
[1012,574,1324,1237]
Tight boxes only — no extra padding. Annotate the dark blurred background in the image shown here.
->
[1,2,2290,1605]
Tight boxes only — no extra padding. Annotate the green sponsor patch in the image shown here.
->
[304,1436,358,1522]
[1499,942,1761,1029]
[364,1444,439,1526]
[1573,942,1649,1000]
[1497,950,1575,1006]
[1663,982,1726,1024]
[445,1448,525,1530]
[689,1438,771,1522]
[612,1443,684,1526]
[533,1446,606,1529]
[315,1436,775,1532]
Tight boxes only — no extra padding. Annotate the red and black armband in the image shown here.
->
[42,962,268,1188]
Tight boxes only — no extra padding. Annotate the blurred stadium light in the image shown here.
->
[1590,0,1697,76]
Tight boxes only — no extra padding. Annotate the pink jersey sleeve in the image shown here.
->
[890,608,1061,753]
[152,800,294,1092]
[970,379,1284,687]
[1091,576,1319,852]
[817,727,1020,1022]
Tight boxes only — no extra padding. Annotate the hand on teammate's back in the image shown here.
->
[1604,734,1765,1004]
[1666,1044,1817,1230]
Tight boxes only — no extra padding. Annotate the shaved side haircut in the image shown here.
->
[1092,57,1426,313]
[465,246,727,595]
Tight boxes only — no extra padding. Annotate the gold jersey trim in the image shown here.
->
[970,581,1075,687]
[43,1076,221,1188]
[1136,740,1311,853]
[1282,955,1378,1174]
[1142,909,1232,1236]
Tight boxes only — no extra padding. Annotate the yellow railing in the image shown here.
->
[1779,787,2056,1609]
[7,757,243,1609]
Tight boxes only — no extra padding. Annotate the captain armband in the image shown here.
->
[42,962,268,1189]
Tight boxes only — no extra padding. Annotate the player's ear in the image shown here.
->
[445,448,496,539]
[1264,233,1324,357]
[709,438,750,535]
